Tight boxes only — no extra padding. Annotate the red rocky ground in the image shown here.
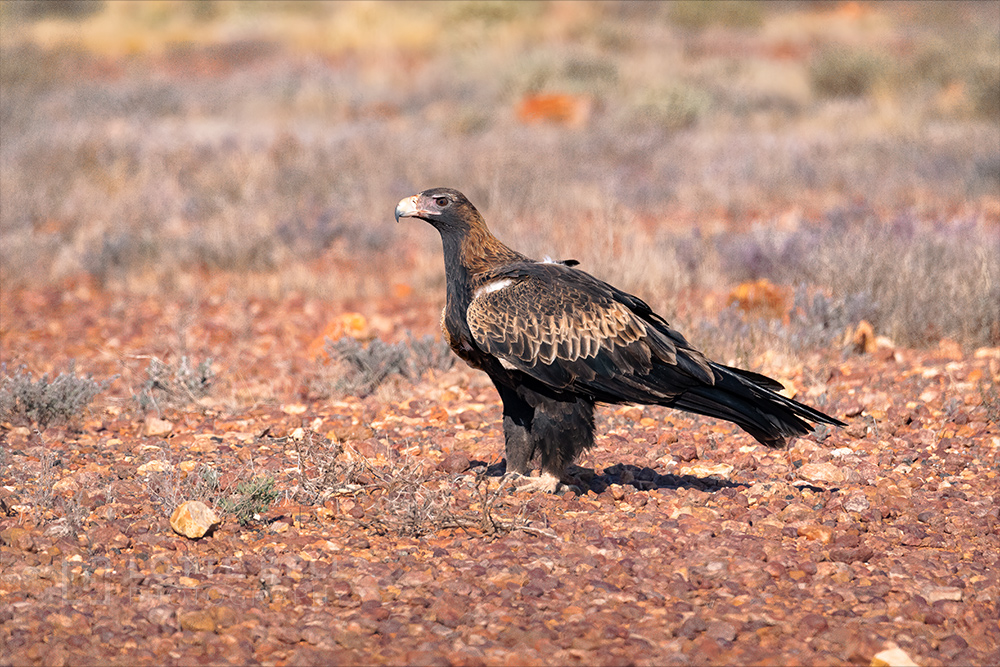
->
[1,282,998,666]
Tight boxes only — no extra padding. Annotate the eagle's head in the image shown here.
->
[395,188,484,233]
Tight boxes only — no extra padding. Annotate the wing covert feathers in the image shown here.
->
[468,277,646,366]
[465,262,715,393]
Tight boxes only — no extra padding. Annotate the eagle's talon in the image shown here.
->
[506,471,581,495]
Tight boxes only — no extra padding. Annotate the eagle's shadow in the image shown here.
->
[474,460,746,494]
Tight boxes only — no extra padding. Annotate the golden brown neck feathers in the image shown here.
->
[457,210,527,275]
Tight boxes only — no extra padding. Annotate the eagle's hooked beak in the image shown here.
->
[394,195,422,222]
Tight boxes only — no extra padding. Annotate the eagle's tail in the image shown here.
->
[670,363,845,448]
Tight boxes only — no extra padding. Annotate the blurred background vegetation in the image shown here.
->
[1,0,998,350]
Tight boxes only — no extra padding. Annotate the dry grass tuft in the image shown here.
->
[0,363,110,429]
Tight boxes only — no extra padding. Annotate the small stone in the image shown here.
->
[137,459,173,474]
[678,615,707,639]
[705,620,737,642]
[1,527,35,551]
[797,462,845,486]
[801,613,828,635]
[851,320,877,354]
[622,407,643,422]
[923,611,945,626]
[359,600,389,622]
[188,436,218,454]
[429,597,464,628]
[457,410,481,425]
[921,585,962,603]
[437,451,471,473]
[675,445,698,462]
[658,432,679,446]
[146,606,175,628]
[798,524,834,544]
[144,417,173,437]
[938,634,968,659]
[843,494,870,513]
[301,626,327,645]
[830,545,875,564]
[870,646,919,667]
[170,500,220,539]
[51,477,79,495]
[209,605,239,629]
[776,377,797,399]
[937,338,963,360]
[178,609,216,633]
[679,462,734,479]
[351,574,382,603]
[178,460,198,473]
[396,568,434,587]
[272,625,302,644]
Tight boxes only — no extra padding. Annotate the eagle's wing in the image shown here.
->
[466,262,715,402]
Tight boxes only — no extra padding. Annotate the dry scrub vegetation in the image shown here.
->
[1,0,998,350]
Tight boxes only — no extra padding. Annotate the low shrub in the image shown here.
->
[317,333,455,398]
[135,355,215,412]
[0,363,110,428]
[810,48,892,99]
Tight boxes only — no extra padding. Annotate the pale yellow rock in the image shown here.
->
[776,377,797,399]
[170,500,220,539]
[797,462,845,486]
[281,403,307,415]
[178,460,198,472]
[850,320,877,354]
[137,460,173,474]
[188,436,218,454]
[679,462,734,479]
[178,609,216,633]
[870,646,919,667]
[921,584,962,603]
[798,524,834,544]
[144,417,173,437]
[52,477,80,495]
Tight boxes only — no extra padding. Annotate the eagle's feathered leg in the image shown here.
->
[531,394,595,475]
[495,383,535,475]
[495,381,593,493]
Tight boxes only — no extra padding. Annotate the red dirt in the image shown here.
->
[1,283,998,666]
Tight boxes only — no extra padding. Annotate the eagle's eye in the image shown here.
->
[434,197,449,207]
